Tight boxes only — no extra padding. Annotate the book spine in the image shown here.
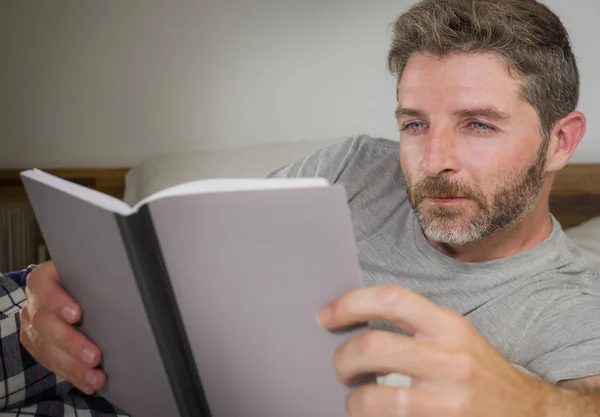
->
[116,206,212,417]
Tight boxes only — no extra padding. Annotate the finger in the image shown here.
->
[29,306,102,368]
[39,343,106,395]
[346,384,406,417]
[347,385,464,417]
[27,262,81,323]
[19,313,106,394]
[319,285,460,338]
[346,385,435,417]
[334,330,456,383]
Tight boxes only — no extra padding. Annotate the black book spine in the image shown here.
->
[116,205,212,417]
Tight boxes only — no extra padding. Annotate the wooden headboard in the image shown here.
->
[0,169,129,202]
[550,164,600,229]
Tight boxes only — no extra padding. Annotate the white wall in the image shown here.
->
[1,0,598,169]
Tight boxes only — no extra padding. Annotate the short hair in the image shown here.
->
[388,0,579,139]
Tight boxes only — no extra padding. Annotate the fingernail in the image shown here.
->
[62,306,77,322]
[85,370,99,388]
[81,348,96,366]
[81,384,95,395]
[317,307,332,326]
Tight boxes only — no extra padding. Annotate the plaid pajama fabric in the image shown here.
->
[0,269,130,417]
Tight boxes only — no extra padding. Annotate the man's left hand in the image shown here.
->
[318,284,558,417]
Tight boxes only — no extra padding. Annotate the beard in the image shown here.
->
[405,143,548,246]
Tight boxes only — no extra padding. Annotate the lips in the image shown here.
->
[409,176,484,209]
[425,196,469,204]
[426,196,468,200]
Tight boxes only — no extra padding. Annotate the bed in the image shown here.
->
[1,140,598,269]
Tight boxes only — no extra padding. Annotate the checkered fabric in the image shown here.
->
[0,269,130,416]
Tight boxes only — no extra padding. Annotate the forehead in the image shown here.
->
[397,52,523,109]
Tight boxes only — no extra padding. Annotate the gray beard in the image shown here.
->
[414,185,541,246]
[408,145,547,246]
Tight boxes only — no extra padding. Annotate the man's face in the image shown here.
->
[397,52,548,245]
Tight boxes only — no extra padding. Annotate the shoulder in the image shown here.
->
[315,134,399,156]
[520,222,600,293]
[337,135,400,166]
[509,257,600,382]
[267,135,401,183]
[517,232,600,326]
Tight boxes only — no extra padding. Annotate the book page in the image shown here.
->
[20,170,329,216]
[20,169,133,215]
[132,177,329,211]
[148,184,366,417]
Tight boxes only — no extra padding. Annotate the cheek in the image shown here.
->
[464,157,528,199]
[461,140,535,184]
[399,137,425,167]
[399,146,421,179]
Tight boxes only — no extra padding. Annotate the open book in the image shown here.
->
[20,169,367,417]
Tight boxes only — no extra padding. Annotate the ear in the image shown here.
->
[544,111,586,173]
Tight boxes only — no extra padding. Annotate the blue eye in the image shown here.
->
[404,122,428,131]
[470,122,492,132]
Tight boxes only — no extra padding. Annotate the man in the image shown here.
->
[2,0,600,415]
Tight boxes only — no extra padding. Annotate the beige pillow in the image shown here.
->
[123,139,340,205]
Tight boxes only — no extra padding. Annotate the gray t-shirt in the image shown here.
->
[269,134,600,384]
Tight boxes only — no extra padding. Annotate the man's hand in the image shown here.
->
[318,284,559,417]
[19,261,105,394]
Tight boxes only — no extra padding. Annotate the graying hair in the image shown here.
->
[388,0,580,139]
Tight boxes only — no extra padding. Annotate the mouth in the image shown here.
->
[424,196,470,204]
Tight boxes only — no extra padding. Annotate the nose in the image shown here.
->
[421,127,460,177]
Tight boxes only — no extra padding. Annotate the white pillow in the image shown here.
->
[565,217,600,271]
[123,139,340,205]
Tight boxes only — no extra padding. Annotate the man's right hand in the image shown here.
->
[19,261,106,394]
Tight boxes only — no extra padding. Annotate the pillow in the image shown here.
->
[564,217,600,271]
[123,139,340,205]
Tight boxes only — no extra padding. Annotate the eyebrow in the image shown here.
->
[394,106,511,122]
[394,107,426,120]
[454,107,511,122]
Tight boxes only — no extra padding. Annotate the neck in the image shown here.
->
[426,198,554,263]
